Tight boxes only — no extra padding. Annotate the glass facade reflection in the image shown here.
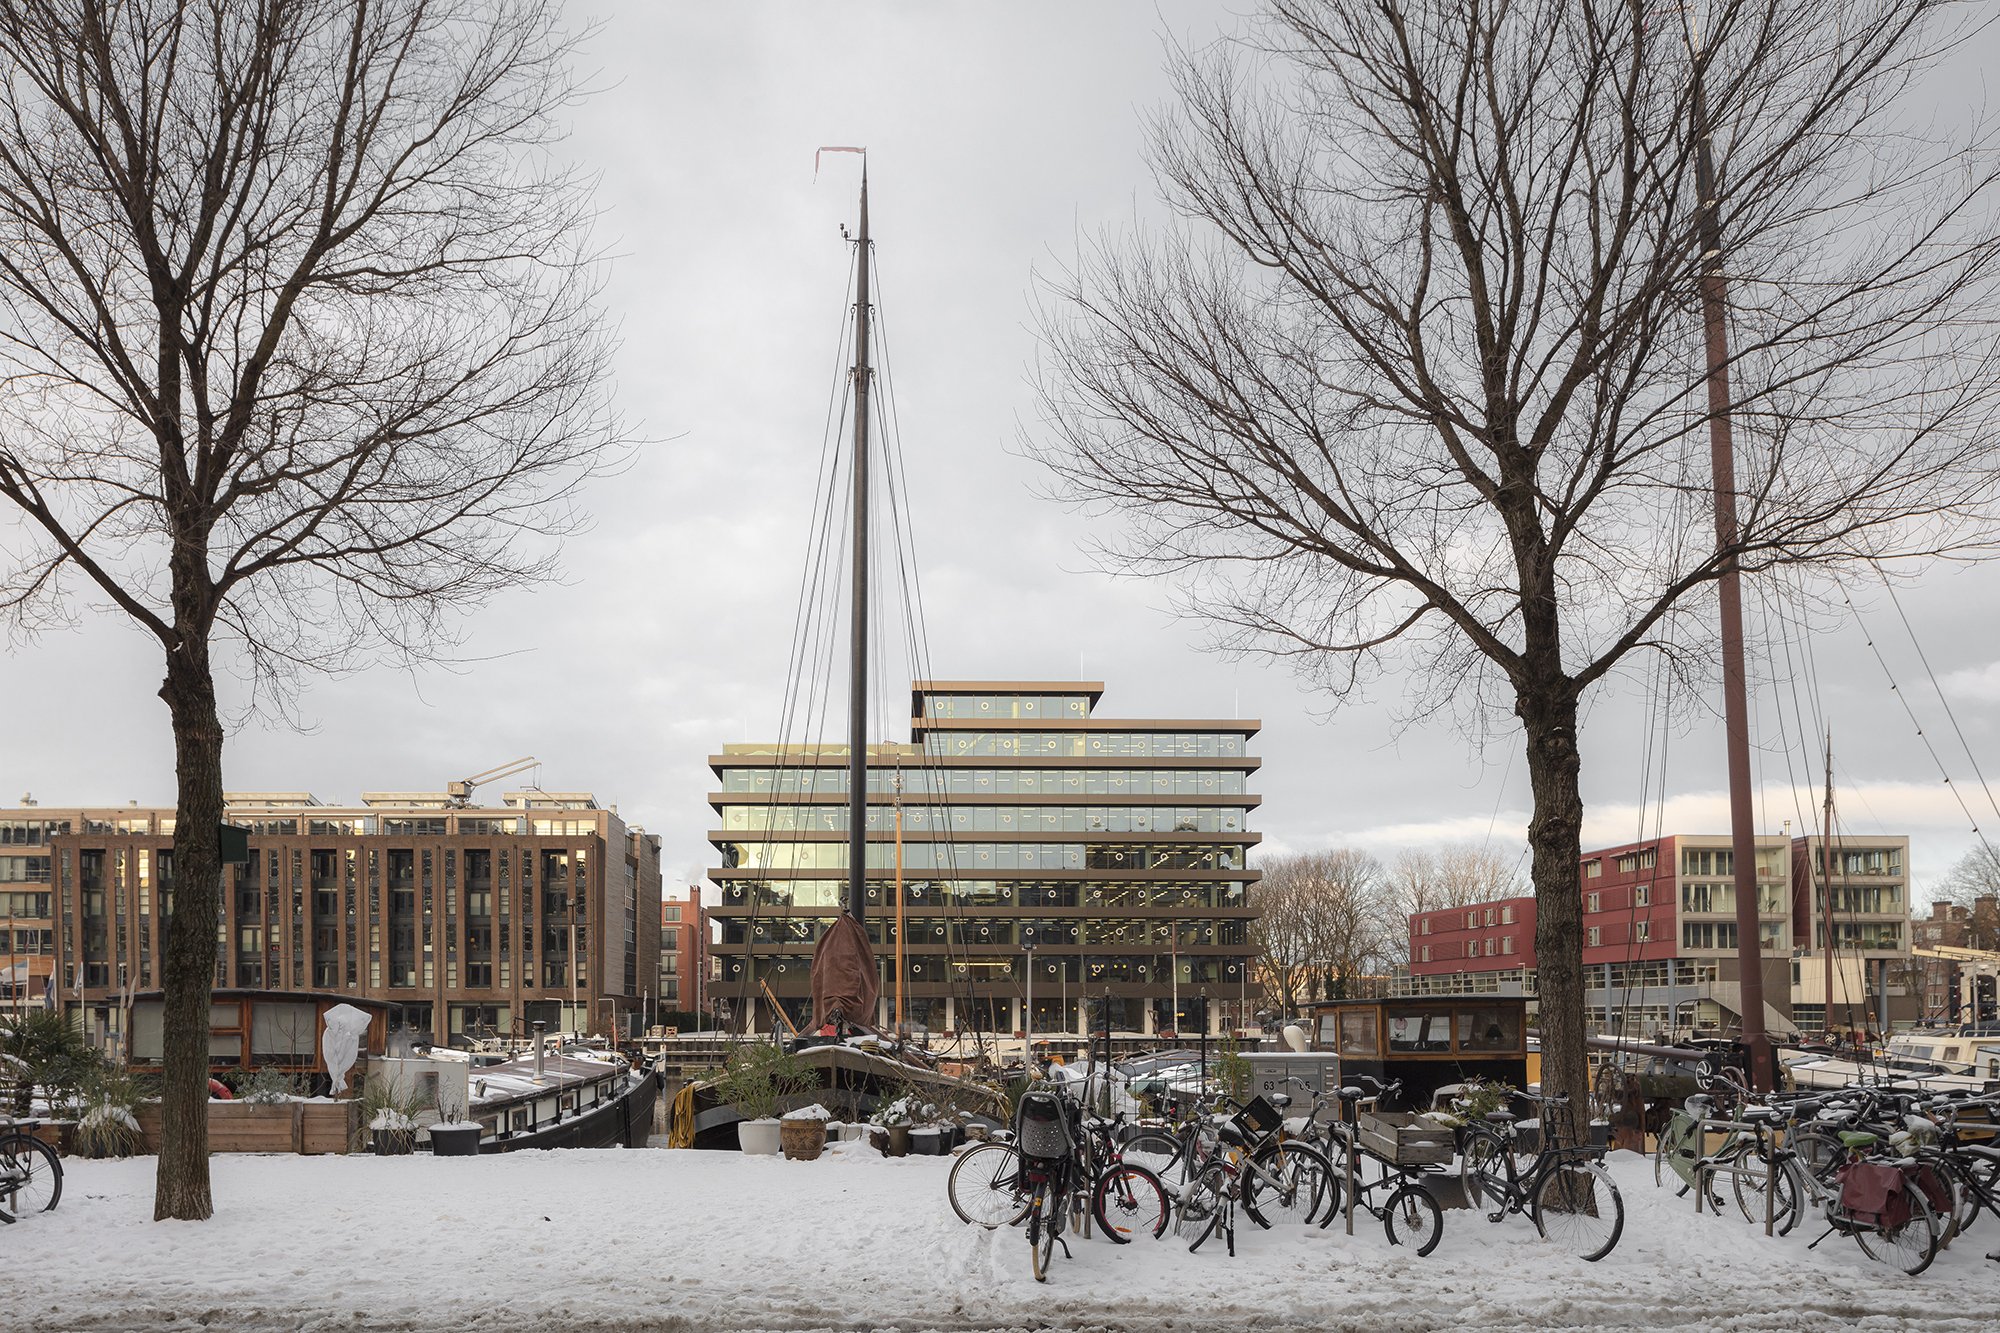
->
[707,680,1262,1038]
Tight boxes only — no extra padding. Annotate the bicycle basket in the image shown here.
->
[1016,1092,1071,1162]
[1836,1162,1912,1231]
[1230,1095,1284,1142]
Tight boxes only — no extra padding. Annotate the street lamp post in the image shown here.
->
[1022,933,1036,1074]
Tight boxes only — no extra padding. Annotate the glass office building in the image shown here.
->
[707,680,1262,1038]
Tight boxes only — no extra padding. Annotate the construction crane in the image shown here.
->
[447,756,539,807]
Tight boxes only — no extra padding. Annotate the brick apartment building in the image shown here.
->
[659,886,708,1022]
[1400,831,1916,1038]
[5,789,660,1054]
[1912,895,2000,1022]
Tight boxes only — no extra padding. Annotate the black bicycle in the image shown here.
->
[0,1120,62,1224]
[1459,1093,1624,1261]
[1310,1078,1446,1255]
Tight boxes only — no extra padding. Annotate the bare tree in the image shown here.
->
[0,2,617,1219]
[1032,0,2000,1101]
[1254,849,1388,1010]
[1385,843,1524,918]
[1248,868,1313,1013]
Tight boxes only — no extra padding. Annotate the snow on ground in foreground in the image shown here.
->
[10,1142,2000,1333]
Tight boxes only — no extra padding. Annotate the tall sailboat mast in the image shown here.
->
[1688,23,1772,1090]
[847,167,873,928]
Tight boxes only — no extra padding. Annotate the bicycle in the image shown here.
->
[1460,1092,1624,1261]
[1005,1086,1173,1279]
[947,1138,1033,1229]
[1311,1078,1446,1256]
[1170,1092,1338,1254]
[0,1120,62,1224]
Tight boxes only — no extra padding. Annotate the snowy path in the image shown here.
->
[11,1142,2000,1333]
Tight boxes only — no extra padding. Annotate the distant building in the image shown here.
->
[706,680,1264,1037]
[659,887,707,1021]
[1912,895,2000,1022]
[10,790,660,1053]
[1400,831,1916,1037]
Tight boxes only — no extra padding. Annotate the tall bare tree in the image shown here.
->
[1032,0,2000,1102]
[1385,843,1523,918]
[0,2,617,1219]
[1248,867,1313,1013]
[1253,849,1388,1009]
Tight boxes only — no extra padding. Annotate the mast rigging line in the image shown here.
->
[1866,565,2000,834]
[1832,571,1997,860]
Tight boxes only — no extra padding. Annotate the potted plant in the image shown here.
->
[712,1041,813,1155]
[1424,1077,1512,1153]
[778,1102,831,1161]
[356,1073,433,1155]
[3,1008,100,1147]
[868,1085,917,1156]
[427,1097,483,1157]
[72,1063,149,1159]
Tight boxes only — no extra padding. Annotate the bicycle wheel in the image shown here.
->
[1122,1131,1189,1188]
[1180,1164,1227,1252]
[1243,1142,1335,1229]
[1532,1160,1624,1262]
[0,1135,62,1219]
[1382,1183,1443,1256]
[1461,1129,1511,1213]
[1789,1128,1845,1182]
[1852,1179,1939,1276]
[1094,1164,1170,1242]
[949,1142,1032,1229]
[1915,1161,1968,1249]
[1656,1116,1699,1196]
[1727,1142,1797,1230]
[1031,1189,1063,1282]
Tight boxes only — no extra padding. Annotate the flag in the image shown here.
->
[42,971,53,1009]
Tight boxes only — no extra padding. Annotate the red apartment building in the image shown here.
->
[1403,831,1915,1037]
[659,886,707,1024]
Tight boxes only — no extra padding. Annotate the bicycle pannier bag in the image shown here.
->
[1837,1162,1911,1230]
[1016,1091,1070,1164]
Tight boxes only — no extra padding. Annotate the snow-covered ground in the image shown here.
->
[11,1142,2000,1333]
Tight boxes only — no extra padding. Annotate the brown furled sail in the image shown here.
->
[811,911,880,1032]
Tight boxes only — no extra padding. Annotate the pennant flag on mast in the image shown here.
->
[814,145,865,180]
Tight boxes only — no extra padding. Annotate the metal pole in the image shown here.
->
[846,166,873,931]
[1823,735,1837,1039]
[894,776,905,1031]
[1024,940,1034,1073]
[1689,31,1772,1092]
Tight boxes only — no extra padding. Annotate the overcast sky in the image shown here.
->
[5,2,1999,906]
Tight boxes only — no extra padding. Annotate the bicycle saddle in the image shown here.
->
[1484,1110,1516,1125]
[1740,1106,1778,1122]
[1337,1086,1366,1100]
[1837,1130,1877,1149]
[1267,1093,1292,1109]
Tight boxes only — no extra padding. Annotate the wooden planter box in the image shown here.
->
[1356,1111,1454,1166]
[132,1100,361,1155]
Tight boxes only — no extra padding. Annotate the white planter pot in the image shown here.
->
[738,1118,783,1155]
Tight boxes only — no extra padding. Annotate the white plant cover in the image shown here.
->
[321,1004,373,1094]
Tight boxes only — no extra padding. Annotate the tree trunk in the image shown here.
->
[1522,689,1588,1108]
[154,646,221,1221]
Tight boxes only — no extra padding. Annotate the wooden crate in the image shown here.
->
[131,1100,358,1155]
[1356,1111,1454,1166]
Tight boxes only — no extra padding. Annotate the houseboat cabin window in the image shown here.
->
[1457,1007,1521,1052]
[1338,1010,1378,1056]
[251,1002,320,1062]
[1387,1008,1451,1052]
